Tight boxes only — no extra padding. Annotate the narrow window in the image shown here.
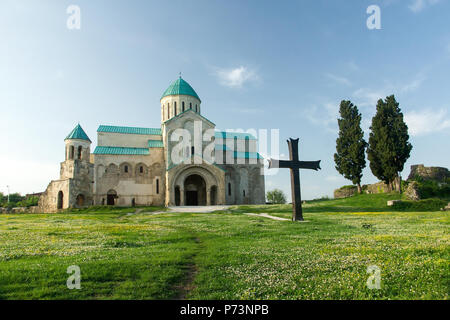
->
[243,190,246,197]
[168,103,170,118]
[77,146,82,160]
[195,104,198,112]
[124,165,128,173]
[189,102,192,109]
[140,166,143,173]
[70,146,75,159]
[191,146,195,155]
[182,101,185,112]
[245,137,250,164]
[228,183,231,196]
[174,101,177,116]
[156,179,159,194]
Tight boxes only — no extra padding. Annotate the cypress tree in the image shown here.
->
[334,100,367,193]
[367,95,412,192]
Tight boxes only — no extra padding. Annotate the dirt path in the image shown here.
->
[175,237,201,300]
[243,212,290,221]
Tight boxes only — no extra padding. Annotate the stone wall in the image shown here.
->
[334,186,358,199]
[94,150,165,207]
[407,164,450,182]
[365,181,391,194]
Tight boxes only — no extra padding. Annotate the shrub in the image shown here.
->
[392,199,448,211]
[266,189,287,204]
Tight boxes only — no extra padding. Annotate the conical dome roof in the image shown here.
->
[65,124,91,142]
[161,77,201,101]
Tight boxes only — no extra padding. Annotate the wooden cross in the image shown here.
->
[268,138,321,221]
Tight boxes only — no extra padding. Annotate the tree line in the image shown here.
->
[0,192,39,208]
[334,95,412,193]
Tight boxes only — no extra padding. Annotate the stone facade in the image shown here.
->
[38,137,94,213]
[333,186,358,199]
[405,181,420,201]
[37,77,265,212]
[407,164,450,182]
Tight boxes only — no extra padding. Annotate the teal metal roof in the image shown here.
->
[148,140,164,148]
[161,77,201,101]
[93,146,149,155]
[98,125,162,135]
[234,151,263,159]
[215,144,231,151]
[215,131,256,140]
[65,124,91,142]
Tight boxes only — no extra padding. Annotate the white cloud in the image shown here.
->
[400,74,426,93]
[352,88,388,108]
[347,61,360,72]
[404,109,450,136]
[408,0,441,13]
[352,73,425,108]
[214,66,259,88]
[325,73,352,86]
[305,102,339,134]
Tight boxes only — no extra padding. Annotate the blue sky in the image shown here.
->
[1,0,449,199]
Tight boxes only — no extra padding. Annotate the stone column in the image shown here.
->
[206,189,211,206]
[180,188,185,206]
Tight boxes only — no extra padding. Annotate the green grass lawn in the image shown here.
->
[0,194,448,300]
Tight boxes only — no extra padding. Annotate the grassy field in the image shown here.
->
[0,194,448,300]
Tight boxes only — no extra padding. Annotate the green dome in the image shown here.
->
[161,77,201,101]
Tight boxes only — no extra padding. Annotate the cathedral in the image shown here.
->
[38,77,265,212]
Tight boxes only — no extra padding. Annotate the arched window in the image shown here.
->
[77,146,82,160]
[243,190,246,197]
[228,183,232,196]
[174,101,177,116]
[195,104,198,112]
[156,179,160,194]
[70,146,75,160]
[140,166,143,173]
[182,101,185,112]
[191,146,195,155]
[189,102,192,109]
[57,191,64,209]
[124,165,128,173]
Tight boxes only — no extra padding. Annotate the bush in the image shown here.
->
[409,177,450,199]
[266,189,287,204]
[392,199,448,211]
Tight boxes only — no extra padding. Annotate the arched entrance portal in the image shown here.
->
[210,186,217,205]
[184,174,206,206]
[175,186,181,206]
[107,189,117,206]
[57,191,63,209]
[76,194,85,207]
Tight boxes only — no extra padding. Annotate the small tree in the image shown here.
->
[367,95,412,192]
[334,100,367,193]
[266,189,287,204]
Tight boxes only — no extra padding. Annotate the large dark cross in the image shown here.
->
[268,138,321,221]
